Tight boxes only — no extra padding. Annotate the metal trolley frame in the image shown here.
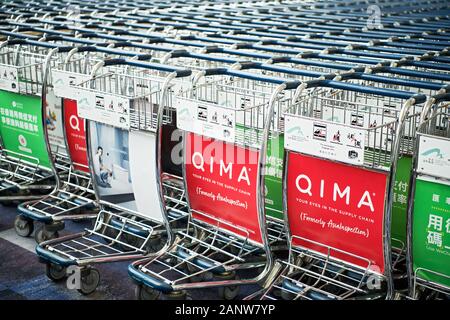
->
[128,68,300,300]
[35,58,192,295]
[14,40,159,243]
[246,78,428,300]
[406,93,450,300]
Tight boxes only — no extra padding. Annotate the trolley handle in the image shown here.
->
[203,67,301,89]
[115,59,192,78]
[4,38,73,52]
[170,50,237,64]
[306,79,428,103]
[433,92,450,103]
[339,73,448,91]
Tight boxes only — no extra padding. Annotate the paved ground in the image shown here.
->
[0,204,257,300]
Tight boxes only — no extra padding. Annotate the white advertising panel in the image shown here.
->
[77,89,130,130]
[89,121,136,211]
[175,97,236,143]
[52,70,91,100]
[129,131,164,223]
[417,134,450,180]
[45,89,67,155]
[285,115,365,165]
[0,65,19,93]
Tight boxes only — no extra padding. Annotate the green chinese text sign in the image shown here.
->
[0,90,51,169]
[412,178,450,287]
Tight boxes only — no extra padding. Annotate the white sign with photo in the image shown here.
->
[77,89,130,130]
[175,97,236,143]
[417,134,450,180]
[284,115,366,165]
[0,65,19,93]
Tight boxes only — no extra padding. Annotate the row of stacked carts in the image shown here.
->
[0,0,449,300]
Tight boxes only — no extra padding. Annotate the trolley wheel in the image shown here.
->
[163,290,189,300]
[135,285,161,300]
[280,288,296,300]
[77,268,100,295]
[46,263,67,282]
[14,215,34,237]
[34,227,59,244]
[186,262,213,282]
[216,271,240,300]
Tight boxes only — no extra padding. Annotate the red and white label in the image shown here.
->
[286,152,387,273]
[185,133,262,244]
[63,99,88,172]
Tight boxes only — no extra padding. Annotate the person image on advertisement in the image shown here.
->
[94,146,112,188]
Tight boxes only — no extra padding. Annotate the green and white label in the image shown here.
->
[265,134,284,220]
[391,156,413,247]
[0,90,51,169]
[412,178,450,287]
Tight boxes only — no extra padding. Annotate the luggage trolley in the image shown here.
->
[128,68,300,300]
[35,58,192,295]
[247,78,428,300]
[14,42,152,243]
[327,69,450,289]
[406,93,450,299]
[0,38,72,203]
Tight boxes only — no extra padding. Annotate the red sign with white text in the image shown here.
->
[185,133,262,244]
[63,99,88,173]
[286,152,387,273]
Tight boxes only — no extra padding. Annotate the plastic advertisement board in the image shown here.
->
[286,152,387,272]
[0,90,51,169]
[184,133,262,244]
[63,98,88,172]
[129,130,164,222]
[412,178,450,287]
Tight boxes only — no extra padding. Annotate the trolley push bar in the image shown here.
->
[4,17,449,78]
[35,57,192,295]
[13,40,154,243]
[246,78,428,300]
[0,38,76,202]
[406,93,450,300]
[128,68,300,300]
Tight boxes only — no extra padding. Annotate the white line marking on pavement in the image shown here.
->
[0,228,36,253]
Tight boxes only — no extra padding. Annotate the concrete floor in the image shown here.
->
[0,204,258,300]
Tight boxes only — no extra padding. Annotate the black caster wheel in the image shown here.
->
[146,235,166,252]
[34,226,59,244]
[135,285,161,300]
[77,268,100,295]
[14,215,34,237]
[46,263,67,282]
[216,271,240,300]
[163,290,190,300]
[186,262,213,282]
[280,288,296,300]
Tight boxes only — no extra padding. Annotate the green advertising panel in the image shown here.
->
[412,178,450,287]
[391,155,413,247]
[265,134,284,220]
[0,90,51,169]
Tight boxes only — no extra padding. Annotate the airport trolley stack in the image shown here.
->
[12,37,163,243]
[0,0,448,300]
[128,68,301,300]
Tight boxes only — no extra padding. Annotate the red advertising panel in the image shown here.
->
[63,99,88,172]
[286,152,387,273]
[185,133,262,244]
